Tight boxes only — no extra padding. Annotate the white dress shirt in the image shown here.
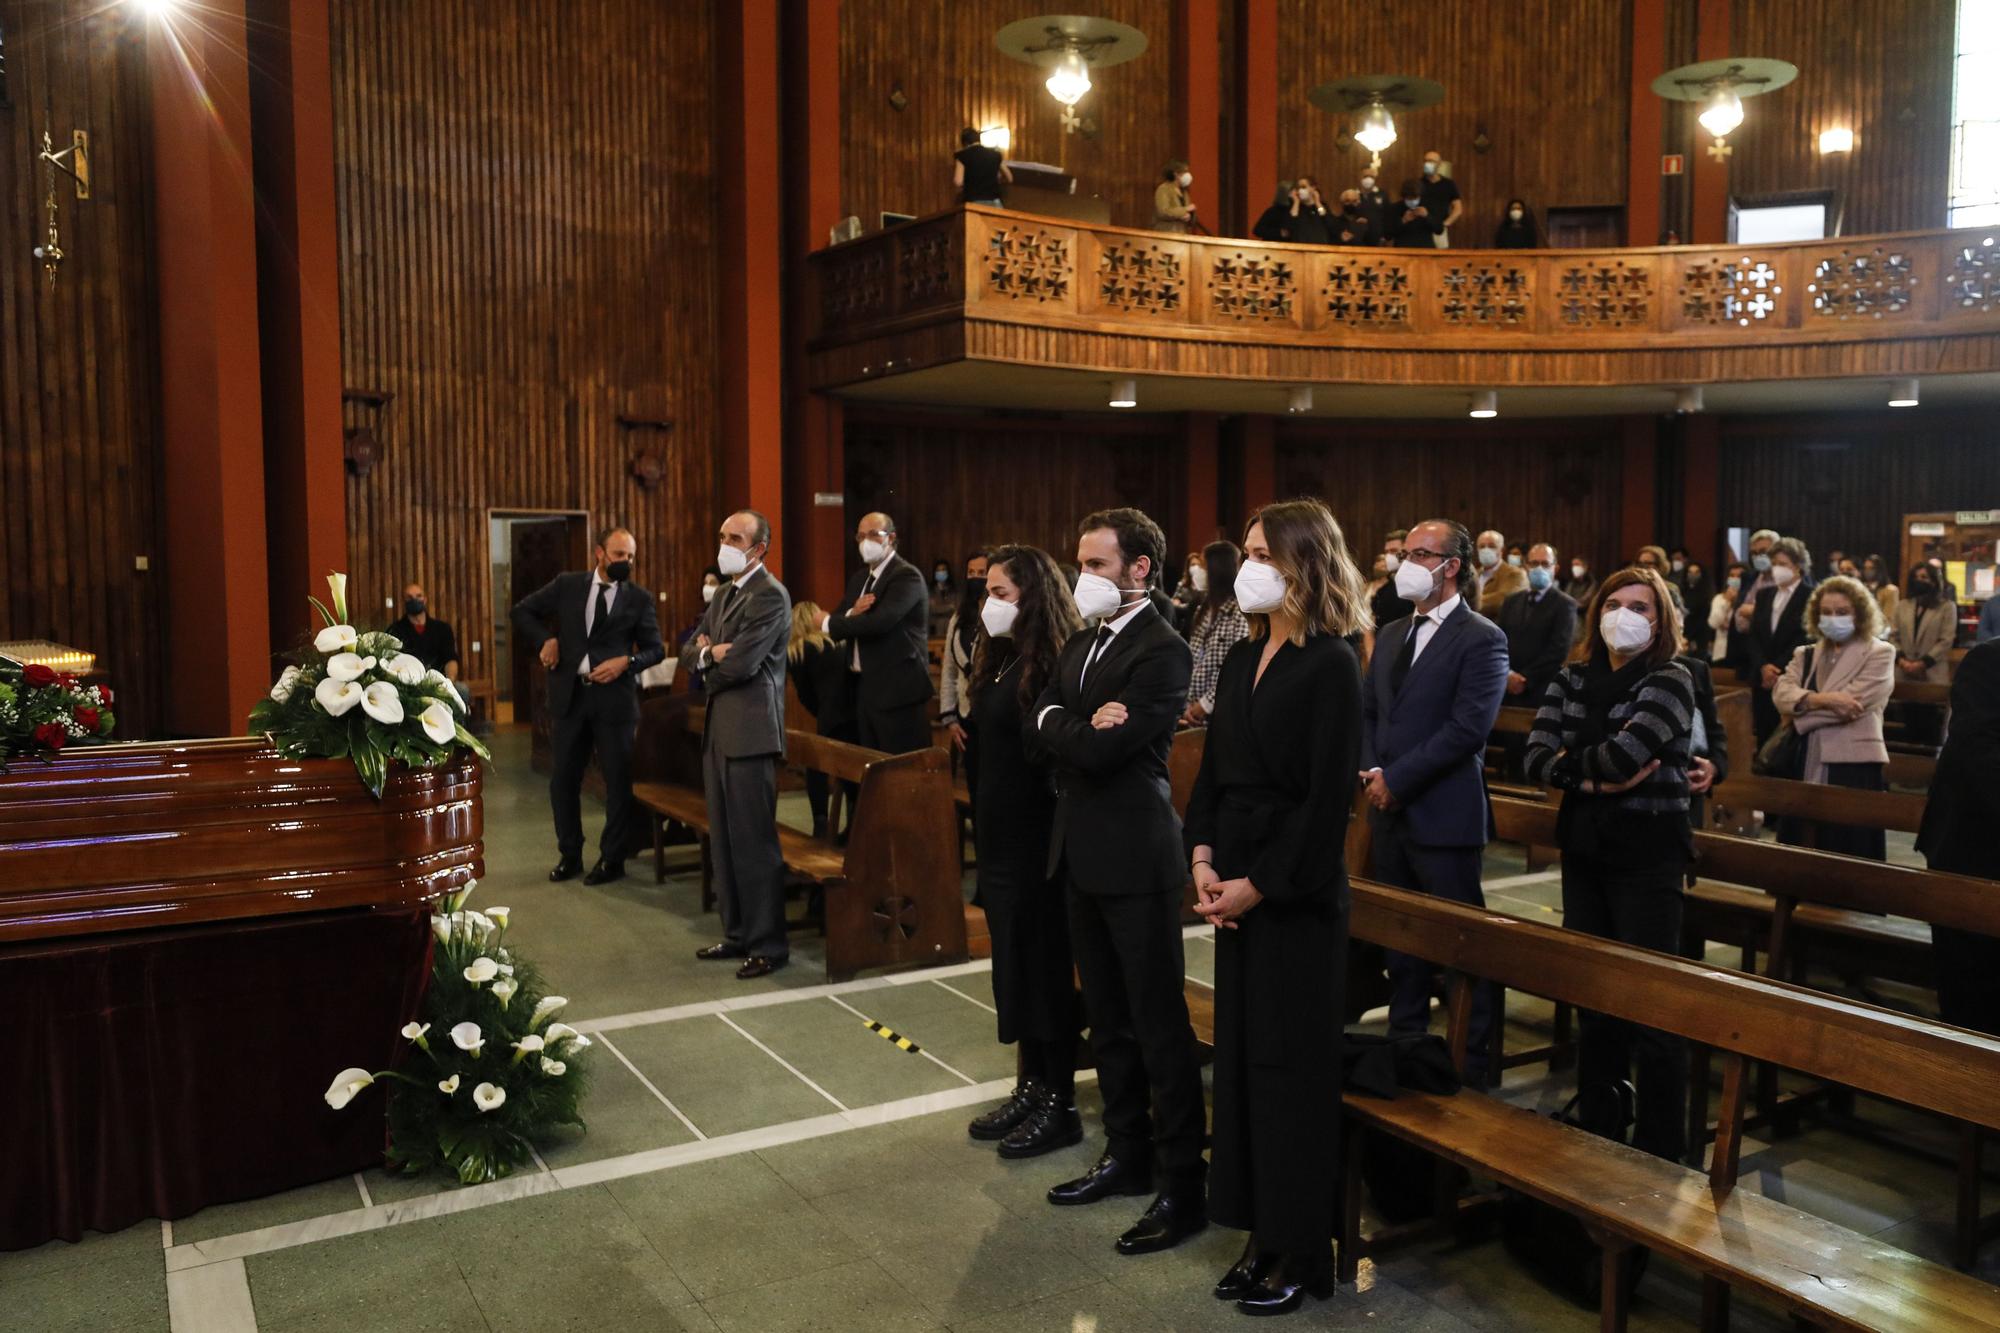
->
[578,574,620,675]
[1408,592,1463,664]
[1766,580,1798,631]
[822,556,891,670]
[1039,596,1146,728]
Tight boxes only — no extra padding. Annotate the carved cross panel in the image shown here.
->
[1097,242,1185,315]
[899,228,961,308]
[1556,259,1652,329]
[984,226,1072,303]
[1436,261,1532,325]
[1947,235,1998,315]
[1678,255,1784,327]
[1209,253,1296,322]
[822,250,890,324]
[1806,246,1916,320]
[1323,259,1411,326]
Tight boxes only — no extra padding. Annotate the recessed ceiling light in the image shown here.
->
[1887,377,1918,408]
[1468,390,1498,419]
[1287,386,1313,414]
[1108,377,1137,408]
[1675,386,1705,414]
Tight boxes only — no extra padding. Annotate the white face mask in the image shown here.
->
[1477,547,1499,568]
[701,583,718,604]
[1771,563,1797,588]
[1072,571,1127,621]
[1361,176,1376,190]
[1394,558,1438,602]
[716,544,748,577]
[1188,566,1209,592]
[1571,563,1587,580]
[1671,559,1685,573]
[1818,614,1856,643]
[980,597,1019,638]
[1600,606,1655,655]
[858,538,889,566]
[1178,172,1193,188]
[1508,208,1524,221]
[1422,161,1439,176]
[1506,553,1523,567]
[1382,552,1400,573]
[1234,560,1287,614]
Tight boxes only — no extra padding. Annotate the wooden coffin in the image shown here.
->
[0,738,482,944]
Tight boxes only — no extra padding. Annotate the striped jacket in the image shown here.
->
[1523,660,1695,813]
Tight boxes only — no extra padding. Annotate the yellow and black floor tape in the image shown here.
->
[862,1018,920,1054]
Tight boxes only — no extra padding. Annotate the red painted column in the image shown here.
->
[1230,0,1277,238]
[1690,0,1732,245]
[147,0,272,736]
[1681,415,1722,569]
[1182,412,1220,554]
[719,0,787,573]
[1620,417,1659,561]
[783,0,846,607]
[1626,0,1668,246]
[1172,0,1221,225]
[1242,415,1277,513]
[248,0,348,654]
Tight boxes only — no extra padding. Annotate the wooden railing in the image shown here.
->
[807,206,2000,391]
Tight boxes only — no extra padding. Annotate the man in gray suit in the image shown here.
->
[680,509,794,979]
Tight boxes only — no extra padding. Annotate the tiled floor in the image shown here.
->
[4,730,1989,1331]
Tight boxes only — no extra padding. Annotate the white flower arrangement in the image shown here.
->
[250,572,490,797]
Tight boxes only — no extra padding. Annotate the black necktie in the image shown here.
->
[1390,619,1420,694]
[720,581,739,616]
[587,583,616,664]
[1080,625,1115,689]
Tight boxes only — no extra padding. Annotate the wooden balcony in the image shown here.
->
[806,206,2000,396]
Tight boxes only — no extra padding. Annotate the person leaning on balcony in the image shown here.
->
[1334,190,1375,245]
[1384,179,1442,248]
[1252,181,1297,242]
[1154,160,1197,234]
[1494,198,1539,248]
[954,127,1012,206]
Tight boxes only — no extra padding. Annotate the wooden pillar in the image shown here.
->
[719,0,786,573]
[1690,0,1732,245]
[1620,417,1659,561]
[1182,413,1221,554]
[248,0,347,655]
[1681,414,1721,570]
[1172,0,1221,224]
[782,0,845,607]
[1230,0,1277,238]
[1626,0,1668,246]
[148,0,272,736]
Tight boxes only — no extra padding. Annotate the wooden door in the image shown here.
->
[1544,207,1624,248]
[508,518,577,734]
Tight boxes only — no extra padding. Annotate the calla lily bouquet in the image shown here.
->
[249,572,490,797]
[324,881,590,1184]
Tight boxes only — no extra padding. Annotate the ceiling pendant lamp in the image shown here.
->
[1653,58,1797,146]
[997,17,1149,111]
[1697,89,1745,139]
[1353,100,1398,155]
[1045,50,1092,107]
[1308,76,1445,173]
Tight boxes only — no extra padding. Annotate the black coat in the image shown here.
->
[1032,602,1191,893]
[1744,579,1815,739]
[1918,642,2000,1035]
[1182,631,1363,1250]
[1680,653,1729,784]
[510,572,665,718]
[1494,587,1579,704]
[827,554,933,712]
[790,638,856,733]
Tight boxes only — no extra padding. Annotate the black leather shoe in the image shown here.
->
[1236,1252,1337,1315]
[1116,1192,1208,1255]
[998,1089,1083,1159]
[695,943,746,961]
[969,1082,1040,1142]
[1214,1236,1277,1300]
[736,956,786,980]
[1048,1154,1153,1207]
[548,858,583,882]
[581,861,625,886]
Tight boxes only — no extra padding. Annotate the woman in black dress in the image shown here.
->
[787,601,856,839]
[963,544,1088,1156]
[1185,498,1370,1315]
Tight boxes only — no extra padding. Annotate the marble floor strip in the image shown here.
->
[823,992,978,1086]
[165,1256,258,1333]
[595,1029,709,1139]
[716,1011,850,1110]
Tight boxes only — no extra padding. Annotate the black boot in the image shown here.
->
[968,1081,1040,1142]
[997,1087,1083,1159]
[1214,1235,1277,1300]
[1236,1251,1337,1316]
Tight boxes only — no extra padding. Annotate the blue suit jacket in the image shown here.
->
[1361,599,1509,848]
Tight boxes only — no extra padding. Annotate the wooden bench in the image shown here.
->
[633,710,968,981]
[1339,878,2000,1332]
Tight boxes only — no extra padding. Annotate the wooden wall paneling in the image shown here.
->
[1726,0,1955,236]
[1273,418,1632,580]
[1273,0,1632,240]
[330,1,723,684]
[0,1,163,736]
[838,0,1175,234]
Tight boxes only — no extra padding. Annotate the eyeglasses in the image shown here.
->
[1402,548,1449,563]
[855,528,892,541]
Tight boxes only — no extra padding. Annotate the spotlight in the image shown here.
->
[1675,386,1705,414]
[1108,378,1137,409]
[979,125,1011,154]
[1887,377,1919,408]
[1818,127,1854,154]
[1287,386,1313,414]
[1468,390,1498,419]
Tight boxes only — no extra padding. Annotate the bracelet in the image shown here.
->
[1192,859,1212,871]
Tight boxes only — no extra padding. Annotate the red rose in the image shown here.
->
[33,722,66,751]
[75,707,101,732]
[22,663,55,687]
[99,685,115,706]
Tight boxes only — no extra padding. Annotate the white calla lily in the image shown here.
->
[463,956,499,985]
[540,1057,567,1077]
[385,653,428,685]
[417,700,456,745]
[472,1082,506,1112]
[542,1021,578,1045]
[324,1067,375,1109]
[313,623,357,653]
[567,1033,592,1052]
[270,665,303,703]
[511,1034,545,1063]
[487,907,510,930]
[401,1022,430,1050]
[327,571,349,622]
[531,997,569,1030]
[450,1021,484,1056]
[360,680,405,724]
[438,1074,460,1094]
[326,652,377,683]
[314,676,365,717]
[490,976,519,1008]
[431,914,451,945]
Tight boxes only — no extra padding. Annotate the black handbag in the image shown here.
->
[1751,648,1815,778]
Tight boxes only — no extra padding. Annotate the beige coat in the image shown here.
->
[1477,561,1528,615]
[1890,597,1955,683]
[1153,181,1194,233]
[1772,635,1894,771]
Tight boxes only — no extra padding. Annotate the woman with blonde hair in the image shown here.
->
[786,600,854,839]
[1772,574,1895,860]
[1183,498,1369,1314]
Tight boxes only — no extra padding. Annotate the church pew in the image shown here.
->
[632,710,967,981]
[1340,878,2000,1332]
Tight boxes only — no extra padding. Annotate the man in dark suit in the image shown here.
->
[1496,543,1579,707]
[512,526,666,885]
[821,511,933,754]
[681,510,794,979]
[1032,507,1207,1256]
[1361,518,1509,1083]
